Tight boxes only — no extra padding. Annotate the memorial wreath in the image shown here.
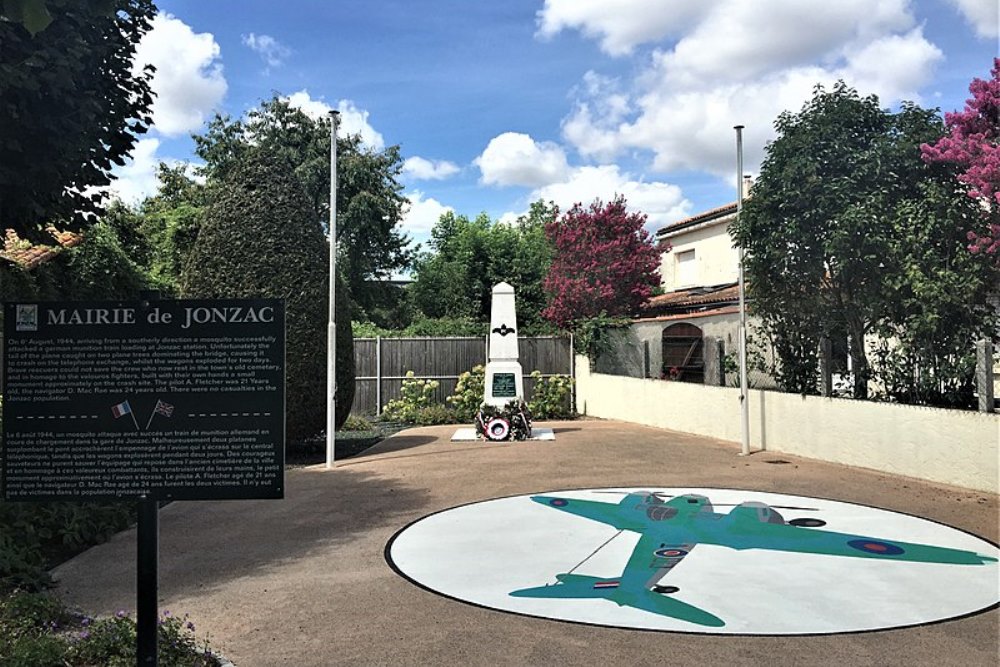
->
[475,400,532,441]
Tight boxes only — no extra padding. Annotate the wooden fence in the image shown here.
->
[351,336,574,415]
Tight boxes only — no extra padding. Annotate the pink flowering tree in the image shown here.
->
[542,195,662,329]
[921,58,1000,263]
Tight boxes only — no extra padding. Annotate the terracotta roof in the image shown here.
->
[633,305,740,323]
[644,282,740,312]
[1,226,84,270]
[656,202,737,238]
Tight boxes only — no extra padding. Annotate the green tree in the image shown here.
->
[130,163,208,293]
[409,201,557,331]
[0,0,156,239]
[732,82,996,400]
[191,96,414,318]
[180,149,354,442]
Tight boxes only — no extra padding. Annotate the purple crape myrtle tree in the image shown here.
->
[921,58,1000,264]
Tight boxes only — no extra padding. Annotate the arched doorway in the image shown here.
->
[662,323,704,383]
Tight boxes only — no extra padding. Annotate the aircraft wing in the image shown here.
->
[713,519,997,565]
[621,531,696,590]
[529,495,645,532]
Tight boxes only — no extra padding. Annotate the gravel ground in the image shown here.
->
[285,422,411,467]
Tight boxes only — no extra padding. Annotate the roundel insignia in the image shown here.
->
[848,539,905,555]
[549,498,568,507]
[654,548,688,558]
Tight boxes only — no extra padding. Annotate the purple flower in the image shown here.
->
[116,610,128,618]
[81,617,92,627]
[80,630,91,640]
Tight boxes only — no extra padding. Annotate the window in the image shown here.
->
[662,323,704,383]
[676,249,696,286]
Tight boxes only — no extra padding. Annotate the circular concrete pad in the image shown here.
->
[386,487,1000,635]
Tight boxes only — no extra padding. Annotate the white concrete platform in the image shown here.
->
[451,427,555,442]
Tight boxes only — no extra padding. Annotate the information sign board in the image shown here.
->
[2,298,285,501]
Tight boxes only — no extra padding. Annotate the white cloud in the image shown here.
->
[559,0,943,178]
[475,132,571,187]
[536,0,716,55]
[107,138,162,204]
[133,13,227,137]
[840,28,944,102]
[241,33,291,69]
[337,100,386,151]
[402,191,453,234]
[285,90,334,119]
[284,91,386,150]
[532,165,691,232]
[402,156,460,180]
[652,0,914,87]
[947,0,999,38]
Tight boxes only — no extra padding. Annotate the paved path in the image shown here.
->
[53,420,999,666]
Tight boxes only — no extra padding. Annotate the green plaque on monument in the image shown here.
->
[492,372,517,398]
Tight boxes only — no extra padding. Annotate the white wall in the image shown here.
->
[659,218,739,292]
[575,355,1000,493]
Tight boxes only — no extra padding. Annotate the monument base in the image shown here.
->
[451,427,555,442]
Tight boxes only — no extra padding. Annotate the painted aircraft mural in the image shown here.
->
[509,492,998,628]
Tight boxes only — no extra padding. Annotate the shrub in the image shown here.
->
[0,501,134,594]
[527,370,575,419]
[381,371,440,423]
[180,149,354,442]
[0,592,221,667]
[414,404,454,426]
[446,365,486,422]
[339,414,374,432]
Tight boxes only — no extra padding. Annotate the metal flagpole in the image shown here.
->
[734,125,750,456]
[326,110,340,469]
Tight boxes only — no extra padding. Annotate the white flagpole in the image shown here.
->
[735,125,750,456]
[326,110,340,469]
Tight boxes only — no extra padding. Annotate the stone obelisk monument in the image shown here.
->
[477,282,531,440]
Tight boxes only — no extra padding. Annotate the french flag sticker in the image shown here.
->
[111,400,132,418]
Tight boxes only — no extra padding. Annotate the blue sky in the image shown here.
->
[111,0,999,250]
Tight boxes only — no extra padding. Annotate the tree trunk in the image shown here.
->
[847,324,869,399]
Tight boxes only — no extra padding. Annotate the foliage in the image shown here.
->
[731,82,997,400]
[353,316,487,338]
[413,403,454,426]
[381,371,440,423]
[0,0,156,240]
[542,196,660,328]
[58,222,154,300]
[446,365,486,422]
[339,414,375,432]
[179,148,354,441]
[192,96,414,319]
[410,201,556,330]
[527,370,574,419]
[129,164,209,293]
[572,312,631,361]
[0,501,134,594]
[921,58,1000,263]
[0,592,221,667]
[401,316,485,337]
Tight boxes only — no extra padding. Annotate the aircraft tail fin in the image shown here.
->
[509,573,620,600]
[510,574,726,628]
[629,590,726,627]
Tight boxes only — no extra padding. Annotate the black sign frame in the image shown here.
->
[1,298,286,502]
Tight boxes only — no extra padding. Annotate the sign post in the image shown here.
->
[2,297,286,665]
